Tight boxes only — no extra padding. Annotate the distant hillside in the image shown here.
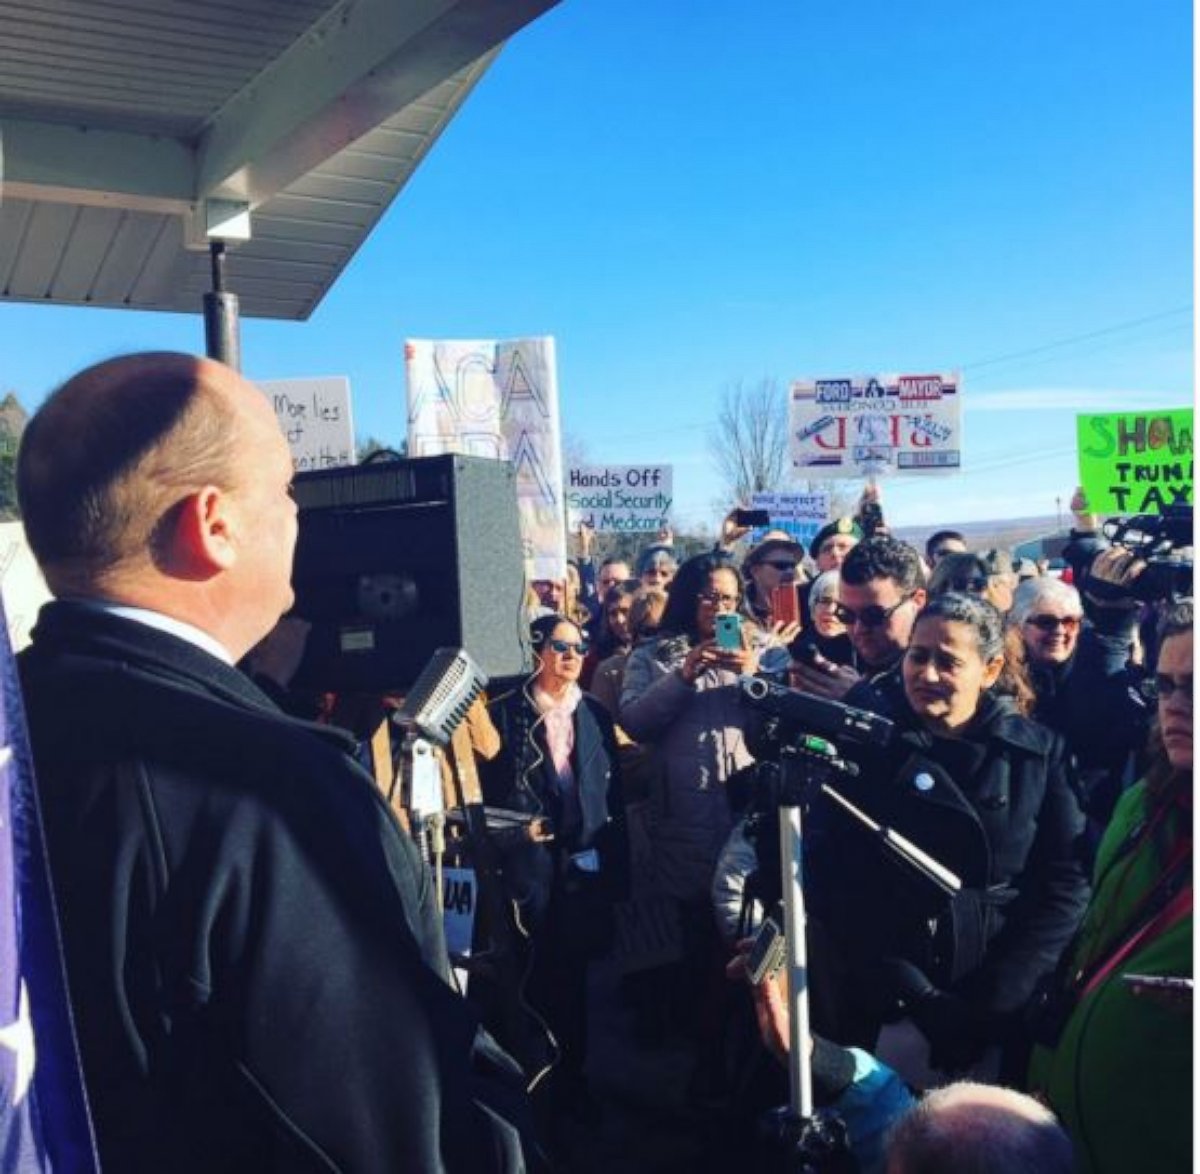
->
[891,514,1066,557]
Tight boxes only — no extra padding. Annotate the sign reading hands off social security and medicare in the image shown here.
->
[789,373,962,477]
[259,376,356,472]
[566,466,673,533]
[1076,408,1193,516]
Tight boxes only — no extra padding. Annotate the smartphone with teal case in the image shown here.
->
[714,612,743,650]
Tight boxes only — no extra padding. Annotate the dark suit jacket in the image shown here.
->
[19,602,535,1173]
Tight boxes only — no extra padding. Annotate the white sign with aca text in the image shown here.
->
[566,465,673,533]
[259,376,356,472]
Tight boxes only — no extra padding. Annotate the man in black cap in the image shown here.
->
[811,516,863,572]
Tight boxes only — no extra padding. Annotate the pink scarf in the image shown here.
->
[532,683,581,786]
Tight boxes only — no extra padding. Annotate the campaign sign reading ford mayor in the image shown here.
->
[566,466,673,533]
[789,373,962,477]
[1076,408,1193,516]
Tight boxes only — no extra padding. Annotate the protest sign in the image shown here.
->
[406,337,566,580]
[0,523,50,653]
[259,376,355,472]
[748,490,830,551]
[1076,408,1193,515]
[789,373,962,478]
[566,465,673,533]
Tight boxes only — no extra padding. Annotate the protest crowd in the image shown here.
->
[6,352,1192,1174]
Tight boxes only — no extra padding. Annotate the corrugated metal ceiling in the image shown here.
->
[0,0,560,320]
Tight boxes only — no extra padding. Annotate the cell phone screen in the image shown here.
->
[771,583,801,628]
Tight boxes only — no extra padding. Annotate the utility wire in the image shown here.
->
[960,306,1192,373]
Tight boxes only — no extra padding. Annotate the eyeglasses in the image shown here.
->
[832,594,914,628]
[548,638,589,655]
[1024,615,1081,633]
[761,560,798,573]
[697,591,739,608]
[1154,674,1193,702]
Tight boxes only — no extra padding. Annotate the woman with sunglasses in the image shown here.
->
[1011,560,1152,835]
[1028,599,1192,1174]
[480,613,628,1140]
[805,592,1089,1086]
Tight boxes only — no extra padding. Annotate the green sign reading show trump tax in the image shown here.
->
[1077,408,1193,516]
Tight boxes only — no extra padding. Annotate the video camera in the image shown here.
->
[1100,504,1193,602]
[740,675,895,762]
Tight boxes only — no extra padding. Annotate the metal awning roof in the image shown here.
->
[0,0,559,320]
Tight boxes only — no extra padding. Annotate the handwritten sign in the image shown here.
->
[790,373,962,477]
[749,490,830,551]
[406,338,566,580]
[0,523,51,652]
[259,376,355,472]
[1077,408,1193,515]
[566,465,673,533]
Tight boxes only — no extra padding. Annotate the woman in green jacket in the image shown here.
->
[1029,598,1192,1173]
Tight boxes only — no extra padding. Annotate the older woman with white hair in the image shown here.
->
[1011,558,1152,834]
[790,568,855,668]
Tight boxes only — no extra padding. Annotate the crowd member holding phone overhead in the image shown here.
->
[805,593,1090,1083]
[1028,599,1192,1174]
[620,554,759,1036]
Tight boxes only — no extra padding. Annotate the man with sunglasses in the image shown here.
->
[791,536,927,702]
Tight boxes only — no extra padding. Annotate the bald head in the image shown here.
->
[886,1082,1074,1174]
[18,353,240,597]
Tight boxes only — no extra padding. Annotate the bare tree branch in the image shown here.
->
[707,378,790,504]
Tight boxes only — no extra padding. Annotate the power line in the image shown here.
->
[960,306,1193,373]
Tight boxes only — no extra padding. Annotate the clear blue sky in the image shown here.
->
[2,0,1193,531]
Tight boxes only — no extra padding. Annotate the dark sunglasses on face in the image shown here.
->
[1024,614,1081,633]
[1154,674,1194,702]
[761,560,798,573]
[832,594,914,628]
[548,638,589,655]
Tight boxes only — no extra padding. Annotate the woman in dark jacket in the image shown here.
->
[481,613,627,1122]
[808,592,1091,1083]
[1011,566,1152,834]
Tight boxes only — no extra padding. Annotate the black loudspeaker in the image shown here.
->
[288,454,530,693]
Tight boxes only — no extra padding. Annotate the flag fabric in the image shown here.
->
[0,598,99,1172]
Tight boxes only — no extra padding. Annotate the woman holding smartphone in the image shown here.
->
[620,554,760,1038]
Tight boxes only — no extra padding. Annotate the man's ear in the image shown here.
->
[173,486,237,575]
[911,587,928,609]
[982,654,1005,690]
